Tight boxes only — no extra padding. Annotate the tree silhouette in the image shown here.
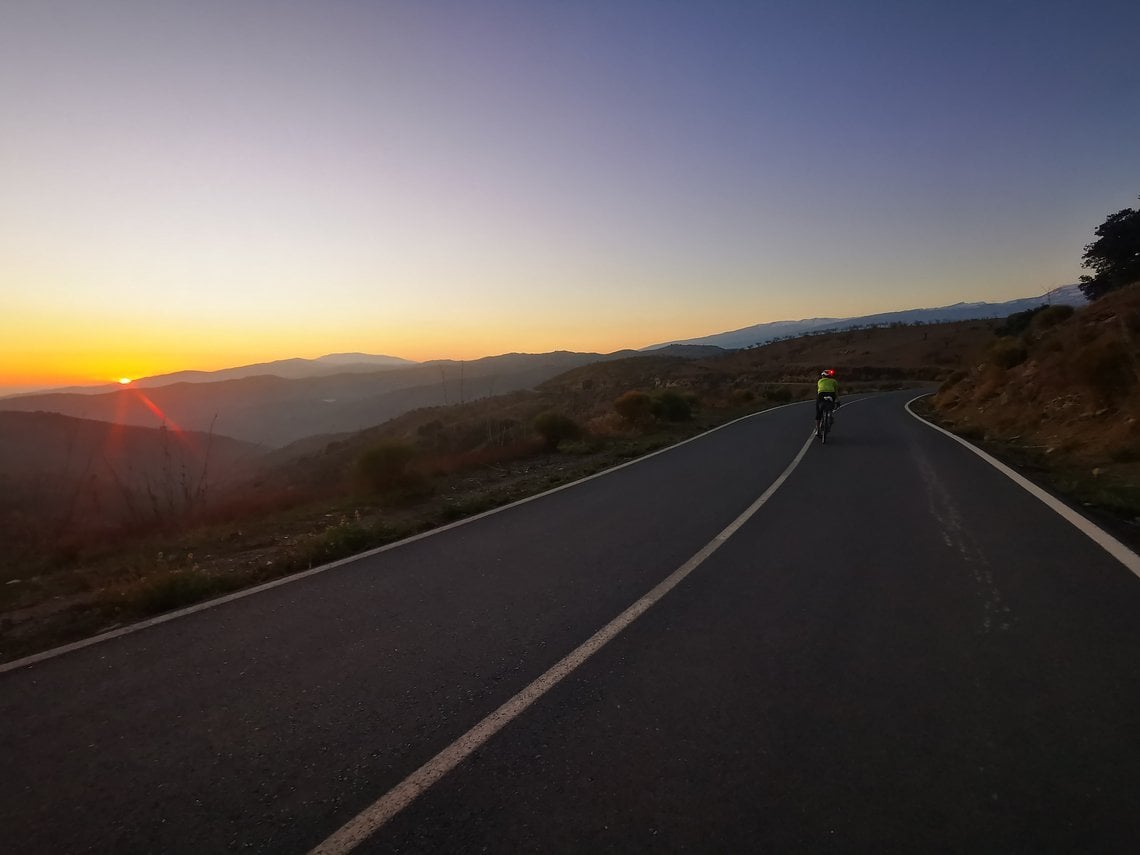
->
[1079,196,1140,300]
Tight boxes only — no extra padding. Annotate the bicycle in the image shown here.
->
[817,394,836,444]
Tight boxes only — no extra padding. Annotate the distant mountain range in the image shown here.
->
[21,353,419,396]
[133,352,417,386]
[0,285,1087,448]
[643,285,1087,351]
[0,351,662,447]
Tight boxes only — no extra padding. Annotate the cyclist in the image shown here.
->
[816,369,840,436]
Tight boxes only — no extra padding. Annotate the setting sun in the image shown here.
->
[118,378,132,385]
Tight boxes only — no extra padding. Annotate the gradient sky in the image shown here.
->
[2,0,1138,394]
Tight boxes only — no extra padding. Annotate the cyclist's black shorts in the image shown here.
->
[816,393,837,419]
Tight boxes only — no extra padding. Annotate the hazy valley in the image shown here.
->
[0,351,648,448]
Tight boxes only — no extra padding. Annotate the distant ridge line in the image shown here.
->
[643,284,1087,352]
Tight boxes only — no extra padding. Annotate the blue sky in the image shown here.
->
[1,0,1138,391]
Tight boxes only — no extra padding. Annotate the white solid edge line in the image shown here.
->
[905,394,1140,579]
[308,428,817,855]
[0,400,810,675]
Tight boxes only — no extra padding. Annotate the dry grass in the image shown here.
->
[930,284,1140,542]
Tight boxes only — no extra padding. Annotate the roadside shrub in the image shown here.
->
[586,412,629,437]
[305,519,376,563]
[126,569,230,616]
[456,419,522,453]
[939,370,968,391]
[415,420,446,452]
[988,338,1028,369]
[614,391,653,426]
[358,440,418,492]
[730,388,755,404]
[995,306,1046,338]
[559,434,607,455]
[1074,336,1135,404]
[533,411,582,451]
[1031,304,1075,332]
[421,440,537,477]
[651,390,692,422]
[438,494,501,523]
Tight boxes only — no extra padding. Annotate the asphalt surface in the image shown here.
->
[3,391,1139,853]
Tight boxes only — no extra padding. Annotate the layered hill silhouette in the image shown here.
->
[7,353,419,397]
[259,317,1003,499]
[129,352,418,387]
[0,286,1085,453]
[0,351,681,448]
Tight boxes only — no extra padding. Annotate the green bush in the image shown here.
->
[1074,336,1135,404]
[307,519,376,562]
[988,338,1028,369]
[995,306,1046,338]
[533,411,582,450]
[1031,304,1075,331]
[651,390,692,422]
[730,388,755,404]
[128,570,230,615]
[614,391,653,426]
[438,496,497,523]
[358,441,418,492]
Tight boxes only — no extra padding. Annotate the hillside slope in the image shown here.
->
[712,318,999,383]
[0,411,264,539]
[0,352,629,447]
[262,320,1003,496]
[932,285,1140,519]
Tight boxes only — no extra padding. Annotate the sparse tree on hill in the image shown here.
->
[358,441,417,493]
[614,391,653,426]
[1080,196,1140,300]
[652,391,692,422]
[533,411,581,451]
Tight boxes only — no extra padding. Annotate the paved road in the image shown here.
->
[3,391,1139,853]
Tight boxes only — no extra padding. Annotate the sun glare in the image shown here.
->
[118,377,132,385]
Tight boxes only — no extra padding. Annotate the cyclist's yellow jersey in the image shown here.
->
[817,377,839,395]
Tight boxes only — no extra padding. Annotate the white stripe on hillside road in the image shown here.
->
[906,395,1140,579]
[309,428,818,855]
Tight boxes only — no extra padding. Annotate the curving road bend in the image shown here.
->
[2,390,1138,853]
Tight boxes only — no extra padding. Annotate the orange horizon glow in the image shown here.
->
[0,269,1070,398]
[0,310,742,396]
